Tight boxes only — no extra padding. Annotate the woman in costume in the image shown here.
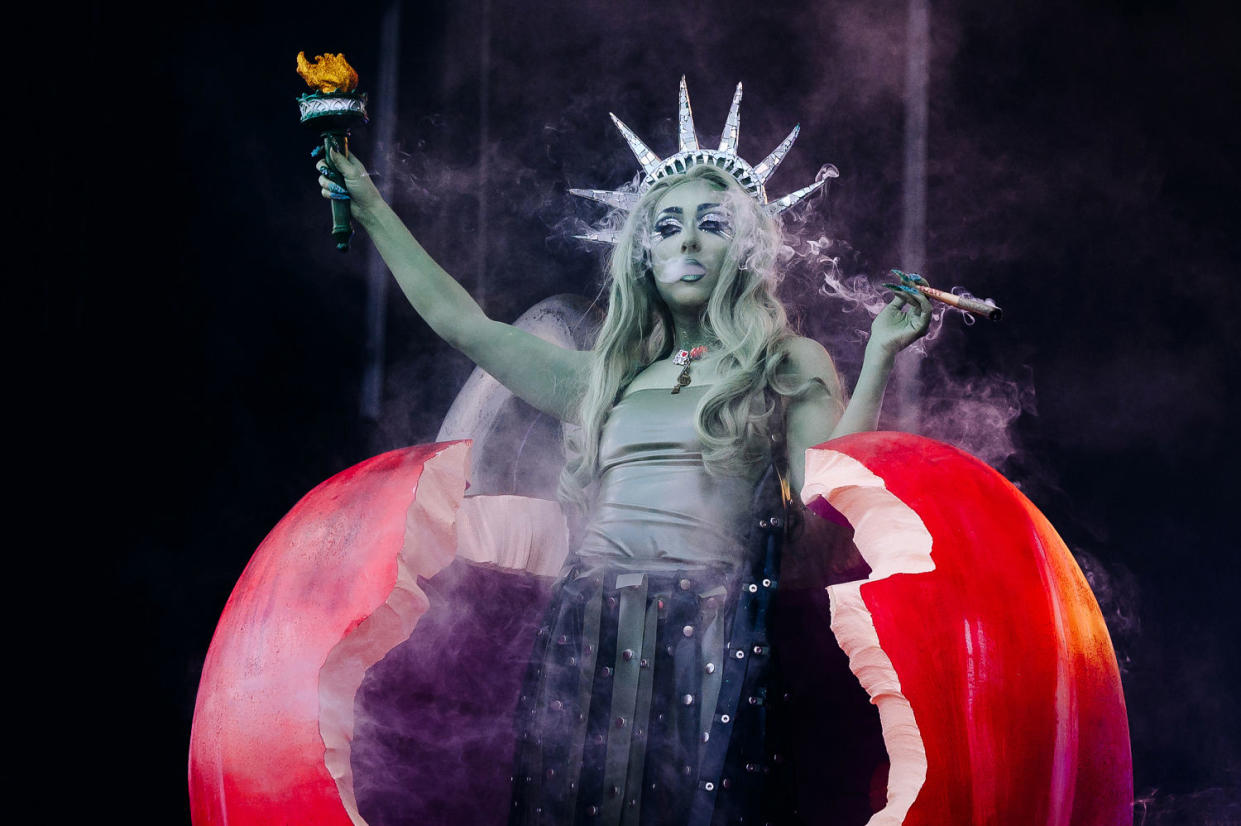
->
[316,81,931,825]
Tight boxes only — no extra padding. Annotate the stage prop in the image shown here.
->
[188,433,1132,825]
[296,51,369,251]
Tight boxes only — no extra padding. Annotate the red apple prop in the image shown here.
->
[189,433,1131,826]
[188,443,463,826]
[802,434,1132,826]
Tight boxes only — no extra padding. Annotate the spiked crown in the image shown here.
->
[571,77,837,243]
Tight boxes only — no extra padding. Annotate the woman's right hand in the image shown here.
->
[317,144,384,220]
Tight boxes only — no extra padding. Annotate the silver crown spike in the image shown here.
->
[609,113,662,177]
[677,76,699,152]
[752,124,800,184]
[765,178,827,213]
[718,83,743,154]
[568,188,641,211]
[572,80,835,243]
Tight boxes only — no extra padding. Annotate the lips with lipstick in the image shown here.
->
[655,257,708,284]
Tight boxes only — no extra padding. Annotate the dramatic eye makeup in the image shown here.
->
[650,203,731,242]
[653,215,683,239]
[698,209,732,238]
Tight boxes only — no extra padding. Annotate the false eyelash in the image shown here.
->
[653,219,682,238]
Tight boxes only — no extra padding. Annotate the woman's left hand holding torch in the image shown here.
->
[317,146,383,225]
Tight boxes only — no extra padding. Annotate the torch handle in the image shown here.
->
[330,198,352,251]
[323,135,354,252]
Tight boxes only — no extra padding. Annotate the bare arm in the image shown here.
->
[829,285,933,439]
[320,147,588,421]
[781,337,845,493]
[783,285,932,490]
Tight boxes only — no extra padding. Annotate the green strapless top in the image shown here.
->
[577,385,759,570]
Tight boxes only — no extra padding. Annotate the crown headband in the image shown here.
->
[571,77,838,244]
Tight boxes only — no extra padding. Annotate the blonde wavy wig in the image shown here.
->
[560,166,810,512]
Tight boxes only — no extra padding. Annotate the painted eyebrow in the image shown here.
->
[655,203,724,218]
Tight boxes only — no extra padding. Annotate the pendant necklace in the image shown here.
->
[671,345,709,394]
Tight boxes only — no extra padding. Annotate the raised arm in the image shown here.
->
[781,336,845,493]
[783,285,932,491]
[318,147,589,422]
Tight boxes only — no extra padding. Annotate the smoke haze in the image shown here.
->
[56,0,1241,822]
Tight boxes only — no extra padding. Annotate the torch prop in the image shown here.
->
[296,52,369,252]
[890,269,1003,320]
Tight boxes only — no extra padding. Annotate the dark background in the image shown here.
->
[47,0,1238,822]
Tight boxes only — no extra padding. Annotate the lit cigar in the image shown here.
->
[913,283,1003,320]
[888,270,1003,320]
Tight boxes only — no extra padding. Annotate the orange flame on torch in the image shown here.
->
[296,51,359,94]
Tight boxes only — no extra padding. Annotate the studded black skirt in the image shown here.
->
[508,502,790,826]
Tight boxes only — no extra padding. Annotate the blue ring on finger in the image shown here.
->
[328,192,352,201]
